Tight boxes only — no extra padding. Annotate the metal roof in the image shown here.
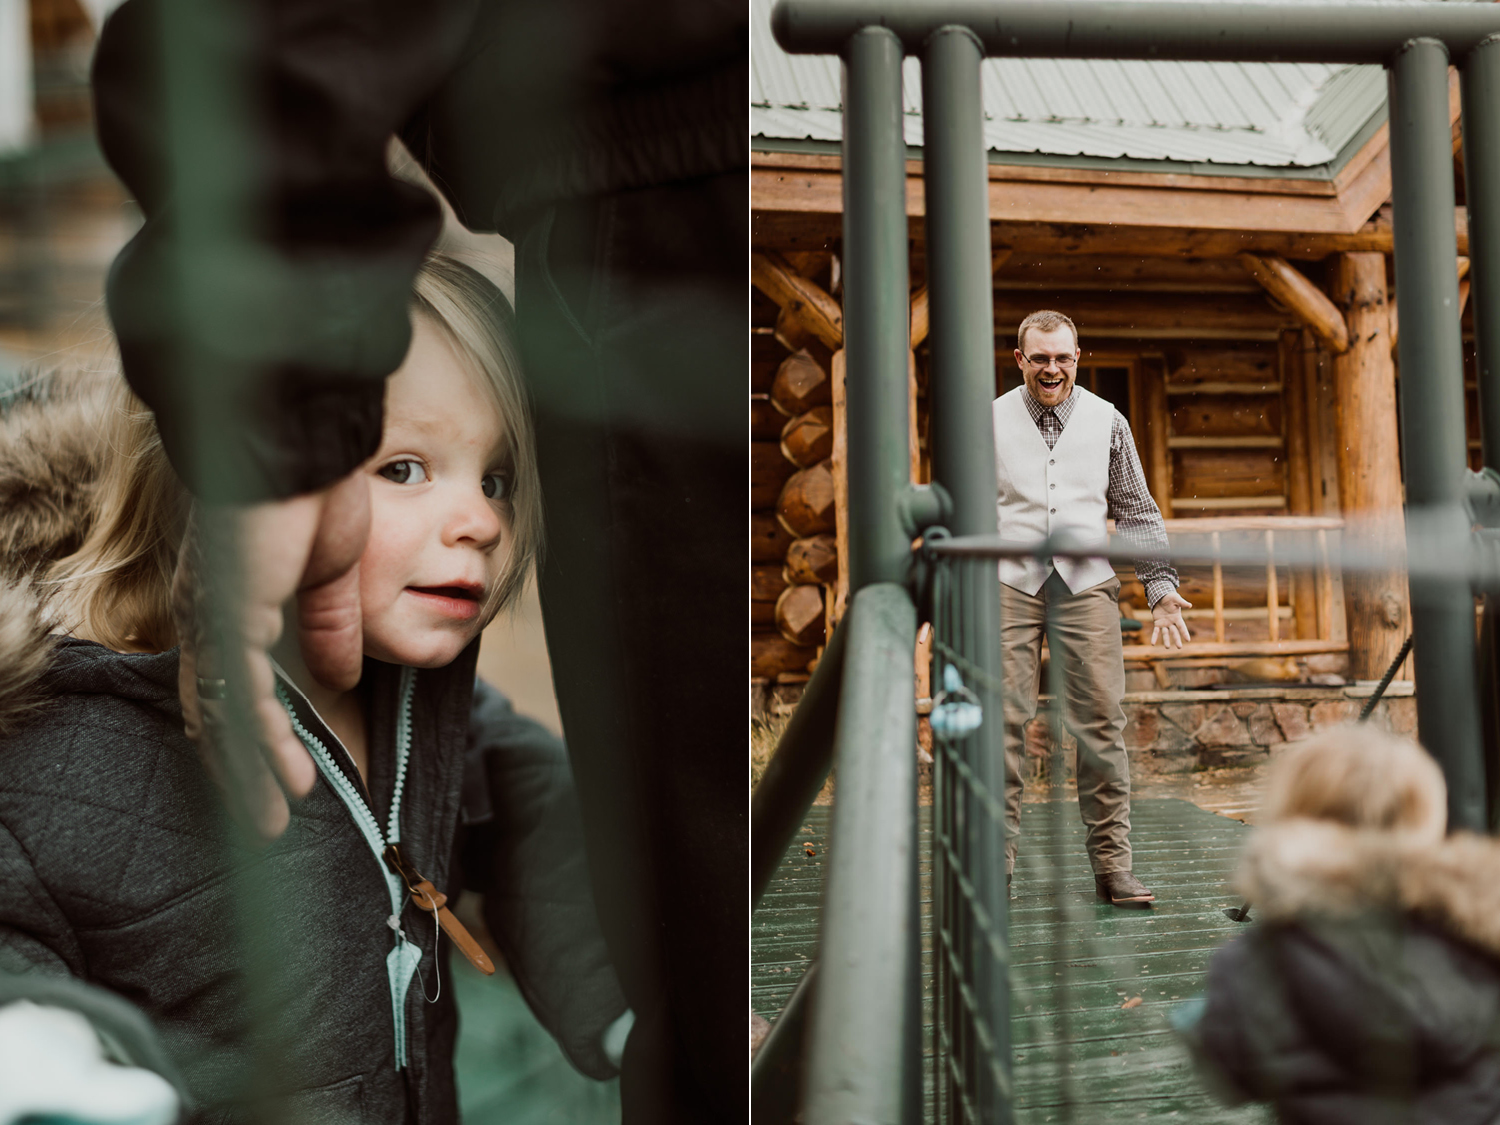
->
[752,0,1470,174]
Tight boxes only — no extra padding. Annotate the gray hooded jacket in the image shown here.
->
[0,629,627,1124]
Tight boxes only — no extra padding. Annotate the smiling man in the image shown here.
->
[995,309,1191,906]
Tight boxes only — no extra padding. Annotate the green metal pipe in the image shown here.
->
[1390,38,1487,832]
[923,26,999,542]
[1465,38,1500,473]
[750,618,849,908]
[750,963,817,1125]
[803,584,920,1125]
[1462,37,1500,832]
[773,0,1500,62]
[921,29,1012,1119]
[157,2,298,1116]
[842,25,914,591]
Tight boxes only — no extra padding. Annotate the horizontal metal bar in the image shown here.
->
[772,0,1500,62]
[920,509,1500,588]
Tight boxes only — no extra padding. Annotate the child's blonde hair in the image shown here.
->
[1261,725,1447,842]
[49,253,540,652]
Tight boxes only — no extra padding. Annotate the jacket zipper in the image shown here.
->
[275,667,423,1069]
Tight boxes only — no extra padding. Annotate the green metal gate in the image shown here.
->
[752,3,1500,1121]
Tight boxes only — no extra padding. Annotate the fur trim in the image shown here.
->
[0,370,110,580]
[1237,819,1500,958]
[0,577,57,733]
[0,369,111,729]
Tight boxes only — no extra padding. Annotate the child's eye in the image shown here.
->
[482,473,510,501]
[379,460,429,485]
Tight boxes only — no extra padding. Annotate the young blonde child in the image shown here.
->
[0,255,626,1123]
[1179,726,1500,1123]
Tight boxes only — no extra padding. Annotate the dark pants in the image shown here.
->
[515,172,744,1124]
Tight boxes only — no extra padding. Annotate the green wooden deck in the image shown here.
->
[452,957,620,1123]
[752,798,1270,1123]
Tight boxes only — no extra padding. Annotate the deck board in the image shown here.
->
[752,798,1270,1123]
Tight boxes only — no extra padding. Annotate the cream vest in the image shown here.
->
[992,385,1116,596]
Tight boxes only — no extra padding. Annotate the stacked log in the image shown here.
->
[751,253,843,680]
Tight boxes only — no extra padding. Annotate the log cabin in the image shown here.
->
[748,0,1472,756]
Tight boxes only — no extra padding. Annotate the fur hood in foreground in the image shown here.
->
[1184,821,1500,1124]
[1237,817,1500,959]
[0,369,111,732]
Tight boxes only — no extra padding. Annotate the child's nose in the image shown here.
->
[444,485,506,550]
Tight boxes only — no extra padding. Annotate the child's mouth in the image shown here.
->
[407,585,483,621]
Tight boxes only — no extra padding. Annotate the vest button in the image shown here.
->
[1050,483,1056,489]
[1050,507,1057,514]
[1050,459,1055,465]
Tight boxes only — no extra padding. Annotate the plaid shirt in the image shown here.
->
[1021,386,1180,608]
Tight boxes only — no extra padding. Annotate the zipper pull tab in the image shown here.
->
[383,844,496,976]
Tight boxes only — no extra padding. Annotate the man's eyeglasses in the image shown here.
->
[1024,354,1078,369]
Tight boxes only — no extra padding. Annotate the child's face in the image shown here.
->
[359,314,511,668]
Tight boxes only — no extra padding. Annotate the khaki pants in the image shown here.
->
[1001,570,1132,876]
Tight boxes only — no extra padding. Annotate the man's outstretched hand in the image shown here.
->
[1150,590,1193,650]
[173,472,370,838]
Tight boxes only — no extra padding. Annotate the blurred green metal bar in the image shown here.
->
[750,962,817,1125]
[921,25,1011,1123]
[157,0,296,1114]
[1461,35,1500,831]
[803,584,920,1125]
[1466,37,1500,472]
[772,0,1500,61]
[750,619,848,908]
[842,25,915,591]
[1389,38,1487,833]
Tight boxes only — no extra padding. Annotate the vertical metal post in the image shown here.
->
[842,25,915,591]
[923,27,1000,541]
[1465,35,1500,470]
[801,27,922,1125]
[1389,38,1487,831]
[922,25,1011,1123]
[1461,34,1500,831]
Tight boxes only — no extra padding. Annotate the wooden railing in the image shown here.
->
[1124,515,1348,660]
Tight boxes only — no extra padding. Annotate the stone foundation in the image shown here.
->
[1029,684,1416,772]
[751,677,811,721]
[755,677,1419,774]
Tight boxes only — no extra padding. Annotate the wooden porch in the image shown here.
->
[753,800,1271,1123]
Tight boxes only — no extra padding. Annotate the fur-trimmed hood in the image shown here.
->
[0,369,111,731]
[1184,820,1500,1123]
[1236,819,1500,959]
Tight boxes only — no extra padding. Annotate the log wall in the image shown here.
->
[750,257,838,682]
[750,242,1492,683]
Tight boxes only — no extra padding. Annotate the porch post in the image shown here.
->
[1329,254,1409,677]
[1389,38,1486,831]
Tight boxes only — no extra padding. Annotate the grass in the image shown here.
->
[750,709,835,803]
[750,711,789,789]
